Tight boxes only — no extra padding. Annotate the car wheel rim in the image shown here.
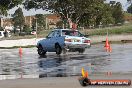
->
[39,49,43,54]
[38,47,43,54]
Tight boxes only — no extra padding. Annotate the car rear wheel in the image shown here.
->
[78,48,85,53]
[37,45,46,56]
[55,44,62,55]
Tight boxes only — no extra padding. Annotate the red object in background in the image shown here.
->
[106,72,112,76]
[31,31,36,35]
[72,23,77,30]
[85,71,89,78]
[105,37,109,48]
[84,40,91,43]
[104,37,112,52]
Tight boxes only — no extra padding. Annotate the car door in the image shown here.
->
[45,30,62,52]
[54,30,64,47]
[44,30,55,52]
[48,30,61,51]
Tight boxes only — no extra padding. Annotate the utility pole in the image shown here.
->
[36,18,38,39]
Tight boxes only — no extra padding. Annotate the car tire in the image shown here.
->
[55,44,62,55]
[78,48,85,53]
[37,45,46,56]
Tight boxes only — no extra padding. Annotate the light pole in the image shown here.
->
[35,18,38,40]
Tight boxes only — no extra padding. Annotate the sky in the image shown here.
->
[7,5,50,17]
[7,0,129,17]
[106,0,129,10]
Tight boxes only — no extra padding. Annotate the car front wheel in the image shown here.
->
[37,45,46,56]
[55,44,62,55]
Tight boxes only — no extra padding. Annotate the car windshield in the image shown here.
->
[62,30,84,37]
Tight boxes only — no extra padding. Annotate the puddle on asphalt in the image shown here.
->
[0,43,132,80]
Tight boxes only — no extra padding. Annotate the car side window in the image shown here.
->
[54,30,60,37]
[47,31,55,38]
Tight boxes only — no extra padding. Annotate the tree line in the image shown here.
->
[12,7,46,35]
[0,0,131,34]
[24,0,125,28]
[127,0,132,14]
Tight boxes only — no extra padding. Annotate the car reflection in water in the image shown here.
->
[38,55,67,78]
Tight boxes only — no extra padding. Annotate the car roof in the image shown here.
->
[54,29,78,31]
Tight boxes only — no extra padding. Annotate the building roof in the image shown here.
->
[46,14,60,20]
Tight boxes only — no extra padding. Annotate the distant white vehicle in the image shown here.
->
[5,26,14,31]
[0,31,4,38]
[0,31,11,38]
[31,30,36,35]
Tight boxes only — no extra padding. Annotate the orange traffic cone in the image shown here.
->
[81,68,89,78]
[85,71,89,78]
[104,37,110,52]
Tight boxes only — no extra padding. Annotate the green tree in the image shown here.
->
[23,25,31,34]
[56,21,63,28]
[36,14,46,30]
[97,4,115,26]
[127,4,132,14]
[53,0,105,28]
[112,2,124,24]
[24,0,105,28]
[127,0,132,13]
[32,14,46,33]
[12,7,25,35]
[0,0,23,15]
[31,18,36,30]
[24,0,124,28]
[127,0,132,4]
[78,2,114,27]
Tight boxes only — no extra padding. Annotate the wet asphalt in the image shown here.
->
[0,43,132,79]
